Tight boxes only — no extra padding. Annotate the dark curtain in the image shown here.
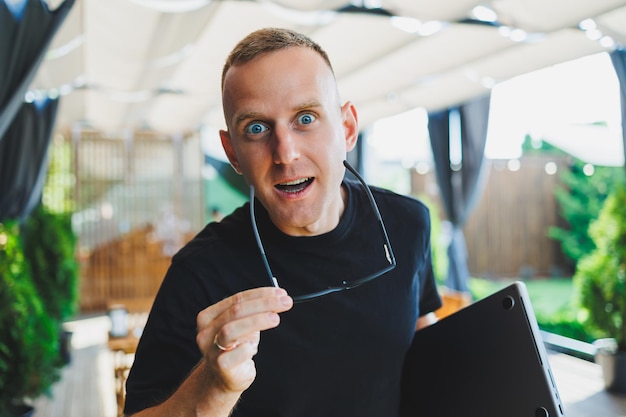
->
[0,98,59,222]
[0,0,74,141]
[0,0,74,222]
[428,94,491,292]
[610,49,626,171]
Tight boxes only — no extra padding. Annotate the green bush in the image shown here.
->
[574,184,626,351]
[0,221,61,415]
[549,158,625,267]
[470,277,596,342]
[535,309,594,343]
[21,204,79,322]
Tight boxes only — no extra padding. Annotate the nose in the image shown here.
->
[272,124,300,165]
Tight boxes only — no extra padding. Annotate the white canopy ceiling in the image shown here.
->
[32,0,626,136]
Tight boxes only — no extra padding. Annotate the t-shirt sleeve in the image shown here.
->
[418,246,442,316]
[123,261,204,415]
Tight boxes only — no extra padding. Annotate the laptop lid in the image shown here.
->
[400,281,565,417]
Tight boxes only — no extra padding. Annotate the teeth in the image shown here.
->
[279,178,310,186]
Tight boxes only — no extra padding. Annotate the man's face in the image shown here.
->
[220,47,358,236]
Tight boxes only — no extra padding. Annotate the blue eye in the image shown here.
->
[245,122,268,135]
[298,113,315,125]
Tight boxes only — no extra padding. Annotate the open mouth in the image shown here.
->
[275,177,314,194]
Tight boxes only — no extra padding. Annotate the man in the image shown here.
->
[124,27,441,417]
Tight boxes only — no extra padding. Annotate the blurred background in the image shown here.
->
[1,0,626,416]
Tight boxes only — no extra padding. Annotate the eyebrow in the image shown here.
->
[234,111,263,129]
[233,100,323,129]
[294,100,322,112]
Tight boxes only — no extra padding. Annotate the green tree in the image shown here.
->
[42,135,75,213]
[522,132,625,268]
[22,204,79,323]
[549,159,624,266]
[521,133,565,155]
[574,183,626,351]
[0,222,61,415]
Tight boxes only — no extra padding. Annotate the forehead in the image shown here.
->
[223,46,332,89]
[221,47,339,123]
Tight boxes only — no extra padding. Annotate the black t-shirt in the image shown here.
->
[124,180,442,416]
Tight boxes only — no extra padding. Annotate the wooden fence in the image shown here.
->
[411,155,571,279]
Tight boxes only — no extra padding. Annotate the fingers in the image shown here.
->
[211,307,278,350]
[196,287,293,393]
[211,339,260,392]
[198,286,292,331]
[197,287,292,348]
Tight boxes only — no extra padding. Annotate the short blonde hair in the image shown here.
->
[221,27,334,89]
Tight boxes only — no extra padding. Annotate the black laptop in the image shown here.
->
[400,281,565,417]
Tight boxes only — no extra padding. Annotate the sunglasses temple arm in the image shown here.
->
[343,161,397,267]
[250,186,280,288]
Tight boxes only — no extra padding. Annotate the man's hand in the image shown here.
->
[127,288,293,417]
[196,287,293,393]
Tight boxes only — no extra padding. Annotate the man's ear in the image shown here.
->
[219,129,242,175]
[341,101,359,153]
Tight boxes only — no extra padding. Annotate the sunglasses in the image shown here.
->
[249,160,396,303]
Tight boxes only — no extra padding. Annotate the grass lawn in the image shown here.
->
[468,277,590,341]
[524,279,576,316]
[469,277,575,315]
